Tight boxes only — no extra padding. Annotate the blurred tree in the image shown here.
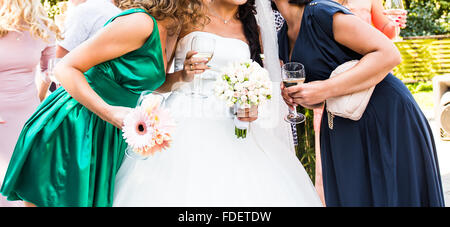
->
[401,0,449,37]
[41,0,67,19]
[41,0,65,7]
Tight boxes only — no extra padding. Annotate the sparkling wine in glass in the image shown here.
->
[282,62,306,124]
[385,0,405,42]
[192,52,213,62]
[190,35,215,98]
[47,58,61,87]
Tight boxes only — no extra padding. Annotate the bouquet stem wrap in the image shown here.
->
[234,103,250,139]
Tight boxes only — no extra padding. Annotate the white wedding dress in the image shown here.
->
[113,31,322,207]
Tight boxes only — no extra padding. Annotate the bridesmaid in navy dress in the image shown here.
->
[274,0,445,206]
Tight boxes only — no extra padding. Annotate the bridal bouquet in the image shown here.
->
[214,59,273,138]
[122,93,176,159]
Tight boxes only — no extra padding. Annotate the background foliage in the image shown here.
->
[401,0,449,37]
[295,108,316,183]
[41,0,67,19]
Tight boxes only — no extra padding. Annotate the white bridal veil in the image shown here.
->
[252,0,296,154]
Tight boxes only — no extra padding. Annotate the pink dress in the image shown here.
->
[0,31,55,207]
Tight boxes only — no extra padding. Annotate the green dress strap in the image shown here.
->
[84,7,166,108]
[105,8,157,25]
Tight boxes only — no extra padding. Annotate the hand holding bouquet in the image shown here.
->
[214,59,273,138]
[122,92,176,159]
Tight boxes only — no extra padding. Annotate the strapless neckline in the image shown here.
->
[178,31,249,48]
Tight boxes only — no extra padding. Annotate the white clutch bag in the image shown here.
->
[326,60,375,125]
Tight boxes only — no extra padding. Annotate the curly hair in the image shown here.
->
[237,0,263,66]
[0,0,61,42]
[116,0,207,33]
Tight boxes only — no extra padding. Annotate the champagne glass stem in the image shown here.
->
[193,74,202,94]
[290,106,299,118]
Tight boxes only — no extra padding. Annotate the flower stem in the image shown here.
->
[235,127,247,139]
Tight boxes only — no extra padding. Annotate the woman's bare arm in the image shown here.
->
[371,0,397,39]
[328,12,401,95]
[284,13,401,106]
[54,13,154,128]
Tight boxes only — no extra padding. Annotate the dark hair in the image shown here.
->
[237,0,263,66]
[288,0,313,5]
[271,0,313,11]
[271,1,278,10]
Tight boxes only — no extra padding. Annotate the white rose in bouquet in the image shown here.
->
[214,59,273,138]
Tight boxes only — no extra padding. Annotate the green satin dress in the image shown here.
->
[0,8,165,207]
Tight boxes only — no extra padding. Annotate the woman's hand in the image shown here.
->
[155,51,210,93]
[383,9,408,28]
[282,81,329,109]
[105,105,133,130]
[237,105,258,122]
[181,51,210,82]
[281,82,297,110]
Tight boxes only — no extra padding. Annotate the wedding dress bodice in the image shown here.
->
[167,31,253,119]
[173,31,251,95]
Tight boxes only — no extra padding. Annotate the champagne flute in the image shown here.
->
[190,35,215,98]
[47,58,61,88]
[384,0,405,42]
[282,62,306,124]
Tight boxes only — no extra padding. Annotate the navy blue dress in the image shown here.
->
[278,0,445,207]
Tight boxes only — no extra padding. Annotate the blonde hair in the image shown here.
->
[0,0,61,42]
[116,0,207,33]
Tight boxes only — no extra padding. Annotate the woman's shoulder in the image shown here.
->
[106,9,155,39]
[309,0,352,17]
[308,0,353,36]
[108,8,154,26]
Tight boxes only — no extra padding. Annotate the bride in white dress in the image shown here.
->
[113,0,322,207]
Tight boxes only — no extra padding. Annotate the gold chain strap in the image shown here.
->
[327,110,334,130]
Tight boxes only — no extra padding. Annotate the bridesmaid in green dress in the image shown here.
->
[0,0,206,207]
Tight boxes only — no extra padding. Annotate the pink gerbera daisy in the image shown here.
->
[137,130,173,156]
[122,108,154,152]
[152,108,176,133]
[141,94,164,116]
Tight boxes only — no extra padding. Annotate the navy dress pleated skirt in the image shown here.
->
[278,0,445,206]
